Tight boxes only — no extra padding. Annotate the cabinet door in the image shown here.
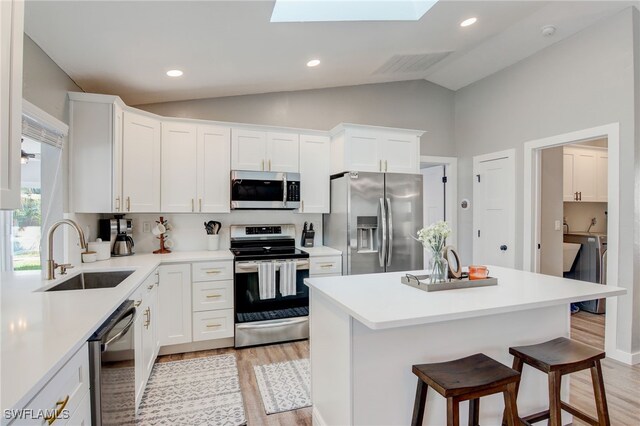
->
[113,104,124,212]
[161,122,197,212]
[573,149,597,201]
[158,264,192,346]
[0,0,23,210]
[596,151,608,202]
[347,131,381,172]
[563,151,575,201]
[231,129,267,171]
[381,133,419,173]
[143,284,158,378]
[197,125,231,212]
[122,111,161,212]
[267,132,299,172]
[299,134,330,213]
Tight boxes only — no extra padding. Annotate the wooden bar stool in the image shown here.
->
[505,337,610,426]
[411,353,521,426]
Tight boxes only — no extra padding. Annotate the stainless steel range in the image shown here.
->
[230,224,309,347]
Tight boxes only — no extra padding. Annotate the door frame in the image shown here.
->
[419,156,458,250]
[523,123,623,362]
[472,149,516,266]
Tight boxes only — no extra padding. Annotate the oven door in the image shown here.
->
[234,258,309,347]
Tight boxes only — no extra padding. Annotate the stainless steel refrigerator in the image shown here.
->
[323,171,423,275]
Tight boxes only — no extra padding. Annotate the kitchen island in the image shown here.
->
[305,266,625,426]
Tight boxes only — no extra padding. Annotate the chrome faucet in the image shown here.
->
[46,219,87,280]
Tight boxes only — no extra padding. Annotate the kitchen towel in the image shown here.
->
[258,261,277,300]
[279,260,297,297]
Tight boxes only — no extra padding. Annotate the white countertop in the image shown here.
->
[1,250,233,411]
[304,266,626,330]
[299,246,342,256]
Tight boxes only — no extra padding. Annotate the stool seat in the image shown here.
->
[509,337,604,373]
[413,353,520,398]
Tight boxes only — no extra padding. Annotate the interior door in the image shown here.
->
[385,173,423,272]
[421,166,446,267]
[473,153,515,267]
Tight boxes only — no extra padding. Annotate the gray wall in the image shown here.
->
[23,35,82,124]
[136,80,456,157]
[539,147,563,277]
[454,8,638,354]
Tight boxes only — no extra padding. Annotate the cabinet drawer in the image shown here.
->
[192,309,234,341]
[192,280,233,312]
[14,345,89,425]
[192,261,233,282]
[310,256,342,275]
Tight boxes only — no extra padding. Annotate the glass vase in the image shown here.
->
[428,251,448,283]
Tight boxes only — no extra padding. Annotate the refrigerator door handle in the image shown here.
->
[385,198,393,266]
[378,198,387,267]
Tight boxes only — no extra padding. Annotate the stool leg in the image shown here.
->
[502,357,523,425]
[411,380,429,426]
[447,397,460,426]
[502,382,520,426]
[548,371,562,426]
[590,360,611,426]
[468,398,479,426]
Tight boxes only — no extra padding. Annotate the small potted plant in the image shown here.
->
[415,221,451,283]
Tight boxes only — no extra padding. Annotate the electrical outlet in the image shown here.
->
[143,222,151,233]
[554,220,561,231]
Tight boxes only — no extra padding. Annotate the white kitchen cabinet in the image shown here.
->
[330,124,422,174]
[197,125,231,212]
[161,122,197,212]
[299,134,330,213]
[0,0,23,210]
[13,344,89,425]
[134,269,160,410]
[161,123,231,213]
[122,111,161,212]
[309,255,342,276]
[563,146,606,202]
[232,128,299,172]
[158,264,192,346]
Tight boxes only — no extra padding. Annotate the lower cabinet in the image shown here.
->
[134,269,159,410]
[12,344,90,425]
[193,309,234,341]
[157,264,192,346]
[309,255,343,278]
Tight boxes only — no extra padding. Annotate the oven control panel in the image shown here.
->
[245,226,282,235]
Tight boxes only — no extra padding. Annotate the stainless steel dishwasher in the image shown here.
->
[88,300,136,426]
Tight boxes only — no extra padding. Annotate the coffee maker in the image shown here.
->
[98,215,135,256]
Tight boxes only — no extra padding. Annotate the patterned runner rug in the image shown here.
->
[136,354,247,425]
[253,358,311,415]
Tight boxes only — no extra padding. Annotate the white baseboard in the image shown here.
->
[606,348,640,365]
[312,406,327,426]
[158,337,234,356]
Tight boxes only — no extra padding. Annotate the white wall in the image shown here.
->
[454,8,638,355]
[563,202,608,235]
[136,80,456,157]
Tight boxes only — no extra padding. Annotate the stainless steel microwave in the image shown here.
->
[230,170,301,210]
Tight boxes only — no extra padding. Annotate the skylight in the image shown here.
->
[270,0,439,23]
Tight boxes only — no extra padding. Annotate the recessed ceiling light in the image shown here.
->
[460,17,477,27]
[307,59,321,67]
[166,69,183,77]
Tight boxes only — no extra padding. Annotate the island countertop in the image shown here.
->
[304,266,626,330]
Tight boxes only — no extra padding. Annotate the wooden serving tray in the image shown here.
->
[401,274,498,292]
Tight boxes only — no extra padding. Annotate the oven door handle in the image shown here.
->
[102,307,136,352]
[236,317,308,329]
[235,260,310,273]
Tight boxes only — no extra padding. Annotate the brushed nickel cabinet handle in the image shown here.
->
[206,324,222,328]
[301,200,304,212]
[385,160,388,171]
[268,159,272,171]
[380,160,383,171]
[320,264,334,268]
[205,269,222,274]
[199,198,202,212]
[44,395,70,425]
[206,294,222,298]
[115,197,120,211]
[191,198,194,212]
[126,196,131,211]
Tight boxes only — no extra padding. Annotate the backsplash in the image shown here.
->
[563,202,607,234]
[76,211,323,255]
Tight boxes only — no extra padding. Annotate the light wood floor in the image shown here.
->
[156,340,312,425]
[570,311,640,425]
[156,312,638,425]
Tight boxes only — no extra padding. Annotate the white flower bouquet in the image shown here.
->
[415,221,451,283]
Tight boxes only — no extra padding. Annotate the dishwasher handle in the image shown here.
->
[102,306,136,352]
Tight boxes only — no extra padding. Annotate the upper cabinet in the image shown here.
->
[161,122,230,213]
[299,134,330,213]
[330,124,423,174]
[563,146,607,203]
[0,0,24,210]
[122,111,161,212]
[231,129,299,172]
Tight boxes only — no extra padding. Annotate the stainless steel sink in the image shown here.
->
[45,271,134,291]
